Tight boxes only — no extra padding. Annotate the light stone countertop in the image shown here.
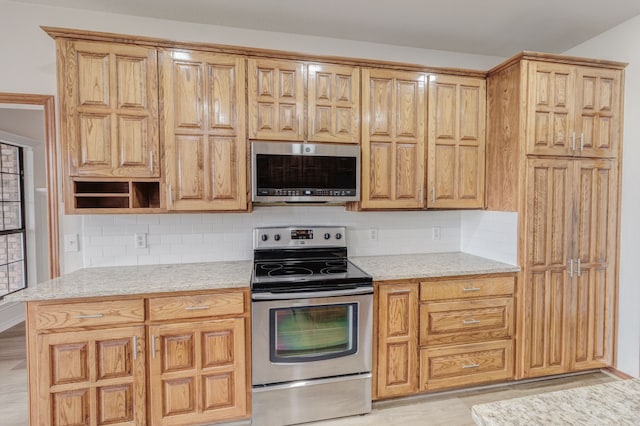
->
[5,252,519,302]
[351,252,519,282]
[4,260,253,302]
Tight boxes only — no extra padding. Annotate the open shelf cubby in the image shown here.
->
[72,180,161,211]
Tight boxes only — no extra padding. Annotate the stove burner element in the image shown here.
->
[267,266,313,277]
[321,266,348,274]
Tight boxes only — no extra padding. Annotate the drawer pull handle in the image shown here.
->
[462,363,480,369]
[73,314,104,319]
[463,319,480,325]
[185,305,210,311]
[462,287,481,292]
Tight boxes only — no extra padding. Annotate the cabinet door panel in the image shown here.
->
[248,59,304,140]
[36,327,145,426]
[162,49,247,211]
[571,160,617,370]
[308,63,360,143]
[526,62,574,157]
[522,159,573,377]
[60,40,159,177]
[361,69,426,209]
[575,68,621,158]
[428,75,485,208]
[149,318,247,425]
[375,282,418,399]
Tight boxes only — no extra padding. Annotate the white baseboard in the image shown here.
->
[0,302,25,332]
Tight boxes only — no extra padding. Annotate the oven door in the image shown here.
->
[252,290,372,386]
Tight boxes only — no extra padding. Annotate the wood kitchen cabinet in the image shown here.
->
[374,274,516,399]
[374,281,419,399]
[248,59,360,143]
[522,158,617,378]
[486,53,624,379]
[419,275,515,391]
[57,39,160,178]
[148,290,249,425]
[160,49,248,211]
[526,62,621,158]
[148,319,247,425]
[25,289,250,426]
[360,69,426,209]
[56,39,162,213]
[27,299,147,425]
[427,74,486,208]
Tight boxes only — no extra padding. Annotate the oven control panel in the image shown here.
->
[254,226,347,249]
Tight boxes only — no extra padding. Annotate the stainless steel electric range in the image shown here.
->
[251,226,373,425]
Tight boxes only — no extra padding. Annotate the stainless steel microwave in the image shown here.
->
[251,141,361,203]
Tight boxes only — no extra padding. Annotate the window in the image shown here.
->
[0,142,26,299]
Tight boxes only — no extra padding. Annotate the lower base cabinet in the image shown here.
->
[374,274,517,400]
[26,289,250,426]
[149,318,247,425]
[35,326,146,425]
[420,340,514,391]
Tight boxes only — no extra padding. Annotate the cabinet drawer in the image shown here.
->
[420,276,514,302]
[420,297,513,346]
[149,291,245,321]
[35,299,144,330]
[420,340,514,391]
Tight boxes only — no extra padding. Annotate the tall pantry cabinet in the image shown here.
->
[486,53,625,378]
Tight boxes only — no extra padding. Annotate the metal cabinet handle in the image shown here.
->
[432,186,436,204]
[579,133,584,152]
[571,132,576,151]
[152,335,157,359]
[168,184,173,208]
[577,258,581,276]
[462,363,480,369]
[133,335,138,360]
[73,314,104,319]
[569,259,574,277]
[149,151,154,173]
[463,319,480,325]
[462,287,481,292]
[185,305,210,311]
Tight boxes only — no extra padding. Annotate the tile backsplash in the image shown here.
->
[80,207,462,268]
[75,207,518,270]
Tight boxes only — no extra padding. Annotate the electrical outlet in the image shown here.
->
[369,228,378,241]
[432,226,441,240]
[63,234,79,252]
[134,233,147,249]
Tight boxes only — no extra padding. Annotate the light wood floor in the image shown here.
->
[0,322,618,426]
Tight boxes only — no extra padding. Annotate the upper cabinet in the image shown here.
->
[248,59,360,143]
[427,75,486,209]
[248,59,305,140]
[160,49,248,211]
[360,69,426,209]
[526,62,621,158]
[57,39,160,178]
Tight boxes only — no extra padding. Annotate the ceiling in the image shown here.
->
[10,0,640,56]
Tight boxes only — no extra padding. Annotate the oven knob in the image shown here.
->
[335,233,342,240]
[261,234,268,242]
[274,234,281,241]
[324,233,331,240]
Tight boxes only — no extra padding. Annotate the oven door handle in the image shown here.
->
[252,286,373,300]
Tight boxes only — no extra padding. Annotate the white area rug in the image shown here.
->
[471,379,640,425]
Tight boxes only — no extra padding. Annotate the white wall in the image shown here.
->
[461,211,518,266]
[563,16,640,378]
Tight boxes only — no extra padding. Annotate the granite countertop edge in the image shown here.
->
[5,252,520,302]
